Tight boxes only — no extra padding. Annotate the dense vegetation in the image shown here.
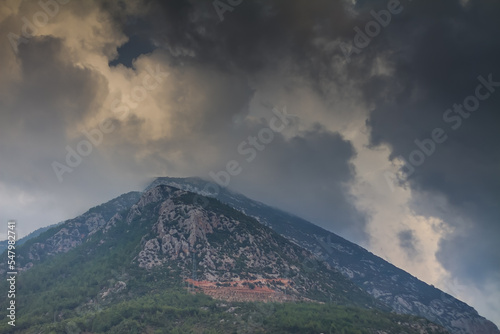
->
[1,287,447,333]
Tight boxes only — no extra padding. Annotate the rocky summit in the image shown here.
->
[132,185,378,307]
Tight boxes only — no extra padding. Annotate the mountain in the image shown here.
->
[148,177,500,334]
[0,192,143,255]
[3,191,142,269]
[0,184,448,333]
[0,223,60,255]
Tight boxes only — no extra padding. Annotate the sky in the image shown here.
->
[0,0,499,327]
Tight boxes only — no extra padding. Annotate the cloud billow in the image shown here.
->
[365,0,500,288]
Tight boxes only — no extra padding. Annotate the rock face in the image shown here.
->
[0,191,142,275]
[129,185,380,307]
[151,177,500,334]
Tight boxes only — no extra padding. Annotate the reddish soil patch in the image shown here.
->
[185,278,297,302]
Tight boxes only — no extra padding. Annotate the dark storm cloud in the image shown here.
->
[364,0,500,286]
[0,28,127,237]
[144,0,364,73]
[0,36,108,189]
